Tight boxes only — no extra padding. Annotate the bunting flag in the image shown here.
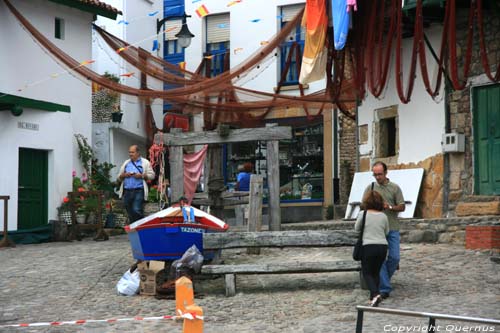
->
[178,62,186,70]
[233,47,243,55]
[195,4,209,18]
[164,26,178,33]
[227,0,242,7]
[299,0,328,84]
[79,60,95,66]
[120,72,135,77]
[332,0,350,50]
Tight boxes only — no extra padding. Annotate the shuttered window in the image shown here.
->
[206,13,230,43]
[281,3,304,22]
[164,19,182,40]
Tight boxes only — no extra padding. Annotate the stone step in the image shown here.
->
[462,195,500,203]
[455,201,500,217]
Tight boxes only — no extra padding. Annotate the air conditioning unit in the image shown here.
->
[442,132,465,153]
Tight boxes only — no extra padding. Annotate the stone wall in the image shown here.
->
[400,217,500,249]
[390,154,444,218]
[338,114,357,204]
[92,88,120,123]
[283,216,500,249]
[446,8,500,207]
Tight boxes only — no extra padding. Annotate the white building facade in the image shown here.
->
[0,0,119,232]
[92,0,164,177]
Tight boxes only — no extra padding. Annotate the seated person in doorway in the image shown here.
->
[235,162,253,191]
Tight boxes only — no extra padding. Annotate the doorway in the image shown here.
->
[18,148,48,229]
[473,84,500,195]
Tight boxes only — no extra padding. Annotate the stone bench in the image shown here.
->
[201,230,363,296]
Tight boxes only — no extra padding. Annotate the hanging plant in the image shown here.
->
[75,134,93,175]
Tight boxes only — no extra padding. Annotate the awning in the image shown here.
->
[0,92,71,116]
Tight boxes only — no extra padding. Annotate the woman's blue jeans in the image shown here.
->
[123,189,144,224]
[379,230,400,295]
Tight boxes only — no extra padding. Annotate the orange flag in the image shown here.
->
[299,0,328,84]
[195,4,209,18]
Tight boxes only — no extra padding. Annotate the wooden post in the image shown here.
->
[182,304,203,333]
[170,128,184,203]
[323,110,334,219]
[247,174,263,255]
[207,144,224,219]
[266,139,281,231]
[0,196,15,248]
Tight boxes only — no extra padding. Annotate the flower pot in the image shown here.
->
[111,112,123,123]
[58,210,72,224]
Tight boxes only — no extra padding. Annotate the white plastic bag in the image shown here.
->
[116,269,140,296]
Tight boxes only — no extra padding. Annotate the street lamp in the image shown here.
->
[157,12,195,49]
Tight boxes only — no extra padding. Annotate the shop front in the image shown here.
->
[223,115,334,222]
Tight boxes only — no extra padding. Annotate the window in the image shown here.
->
[206,13,230,77]
[382,117,397,157]
[164,19,184,59]
[279,4,305,85]
[163,0,185,112]
[373,106,399,159]
[55,17,65,40]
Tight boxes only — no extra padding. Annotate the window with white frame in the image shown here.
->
[279,4,305,85]
[205,13,230,77]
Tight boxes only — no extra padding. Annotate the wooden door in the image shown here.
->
[473,84,500,195]
[18,148,48,229]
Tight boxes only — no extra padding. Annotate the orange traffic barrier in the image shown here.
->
[175,276,194,315]
[182,304,203,333]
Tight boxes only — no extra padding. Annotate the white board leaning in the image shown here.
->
[344,168,424,220]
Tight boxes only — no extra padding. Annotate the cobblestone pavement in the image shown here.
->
[0,234,498,333]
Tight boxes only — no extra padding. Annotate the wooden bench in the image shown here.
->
[201,230,363,296]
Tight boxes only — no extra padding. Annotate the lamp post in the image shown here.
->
[157,12,195,49]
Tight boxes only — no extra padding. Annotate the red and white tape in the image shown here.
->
[0,312,203,328]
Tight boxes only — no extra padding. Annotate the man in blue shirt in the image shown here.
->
[117,145,155,224]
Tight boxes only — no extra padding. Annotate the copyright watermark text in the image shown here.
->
[383,325,496,332]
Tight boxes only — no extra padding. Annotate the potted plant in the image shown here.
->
[111,109,123,123]
[57,196,72,224]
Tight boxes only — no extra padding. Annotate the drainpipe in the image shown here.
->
[333,108,339,204]
[442,83,451,216]
[355,99,360,172]
[424,33,451,216]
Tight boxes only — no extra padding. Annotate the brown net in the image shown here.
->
[4,0,358,123]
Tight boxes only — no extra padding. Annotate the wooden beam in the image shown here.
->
[323,110,333,215]
[203,230,358,250]
[156,126,292,146]
[201,260,361,275]
[207,144,224,219]
[247,175,263,255]
[169,129,184,202]
[266,139,281,231]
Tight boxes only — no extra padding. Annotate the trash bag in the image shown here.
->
[116,268,140,296]
[169,245,204,279]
